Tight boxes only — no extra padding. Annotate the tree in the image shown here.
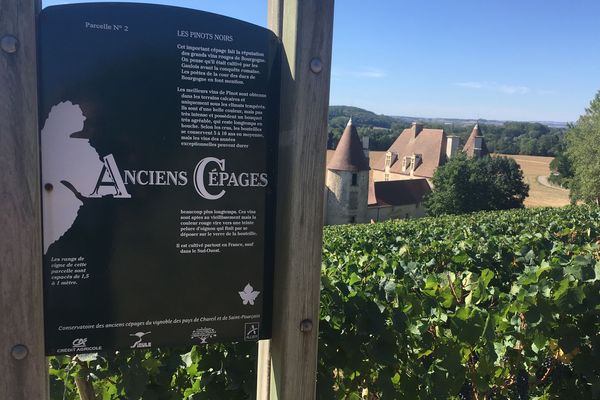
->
[565,91,600,204]
[548,151,573,188]
[425,153,529,216]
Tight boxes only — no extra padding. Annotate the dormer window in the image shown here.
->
[414,154,422,168]
[403,154,422,173]
[385,151,397,173]
[402,156,412,172]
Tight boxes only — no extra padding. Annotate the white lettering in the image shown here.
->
[89,154,131,198]
[194,157,226,200]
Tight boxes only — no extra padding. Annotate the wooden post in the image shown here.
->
[256,340,272,399]
[0,0,47,399]
[258,0,334,399]
[75,375,96,400]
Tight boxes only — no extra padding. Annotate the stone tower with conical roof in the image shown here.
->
[463,123,489,158]
[325,119,370,225]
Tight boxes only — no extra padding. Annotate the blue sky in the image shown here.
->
[42,0,600,122]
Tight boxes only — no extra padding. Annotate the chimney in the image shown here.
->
[362,136,370,160]
[411,122,423,138]
[446,136,459,159]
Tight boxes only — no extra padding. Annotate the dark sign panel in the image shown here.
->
[38,3,279,355]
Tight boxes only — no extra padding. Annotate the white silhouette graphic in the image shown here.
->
[129,331,151,348]
[239,283,260,305]
[41,101,103,253]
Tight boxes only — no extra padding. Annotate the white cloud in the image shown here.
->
[455,81,484,89]
[356,68,387,78]
[333,67,387,79]
[454,81,530,95]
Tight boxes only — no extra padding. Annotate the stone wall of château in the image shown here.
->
[325,169,369,225]
[367,203,426,222]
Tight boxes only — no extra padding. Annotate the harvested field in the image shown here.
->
[501,154,570,208]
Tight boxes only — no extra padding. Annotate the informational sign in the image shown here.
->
[38,3,279,355]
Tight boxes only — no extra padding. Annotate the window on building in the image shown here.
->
[351,173,358,186]
[414,154,422,168]
[349,216,356,223]
[402,157,412,172]
[384,172,390,181]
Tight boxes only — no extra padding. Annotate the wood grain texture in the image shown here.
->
[263,1,334,399]
[0,0,47,399]
[256,339,272,399]
[75,376,96,400]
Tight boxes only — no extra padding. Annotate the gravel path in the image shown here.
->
[537,175,569,192]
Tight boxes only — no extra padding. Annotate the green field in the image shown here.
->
[320,205,600,399]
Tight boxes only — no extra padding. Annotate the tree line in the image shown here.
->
[550,91,600,204]
[328,105,566,156]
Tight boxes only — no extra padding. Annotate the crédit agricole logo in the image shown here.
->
[41,101,268,253]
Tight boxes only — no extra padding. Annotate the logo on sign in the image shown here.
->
[72,338,88,348]
[239,283,260,305]
[130,331,152,349]
[244,323,260,341]
[56,337,102,354]
[191,327,217,344]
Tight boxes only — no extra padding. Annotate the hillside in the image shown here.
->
[391,115,568,129]
[328,105,568,130]
[329,105,398,129]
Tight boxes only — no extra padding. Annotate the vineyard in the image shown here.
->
[51,206,600,399]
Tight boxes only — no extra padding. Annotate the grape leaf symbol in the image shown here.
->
[239,284,260,305]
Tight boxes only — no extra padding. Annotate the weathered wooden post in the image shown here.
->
[1,0,333,398]
[258,0,334,398]
[0,0,48,399]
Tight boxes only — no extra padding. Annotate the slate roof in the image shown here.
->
[372,124,447,178]
[327,118,370,172]
[463,123,490,157]
[368,179,431,207]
